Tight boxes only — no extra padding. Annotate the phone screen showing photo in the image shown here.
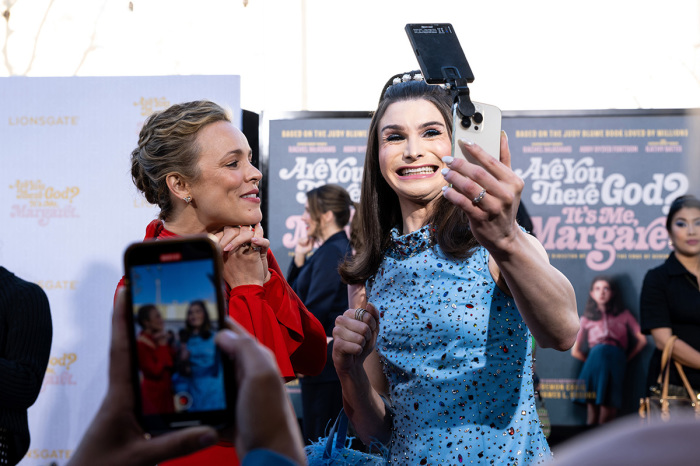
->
[125,237,231,432]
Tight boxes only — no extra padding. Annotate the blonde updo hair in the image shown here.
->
[130,100,231,220]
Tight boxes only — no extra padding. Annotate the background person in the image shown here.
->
[333,74,579,464]
[135,304,176,415]
[0,266,52,466]
[67,289,305,466]
[286,184,354,443]
[119,99,327,465]
[571,276,647,425]
[641,194,700,396]
[176,300,225,412]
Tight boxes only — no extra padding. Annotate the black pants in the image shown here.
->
[300,378,344,444]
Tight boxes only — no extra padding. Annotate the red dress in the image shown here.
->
[116,220,328,465]
[137,331,175,415]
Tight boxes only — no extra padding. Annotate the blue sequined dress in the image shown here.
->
[368,225,550,465]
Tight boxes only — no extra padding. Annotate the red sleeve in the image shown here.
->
[264,250,327,376]
[227,251,327,379]
[137,337,174,379]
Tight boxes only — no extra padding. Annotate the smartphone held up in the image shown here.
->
[123,235,234,434]
[405,23,503,163]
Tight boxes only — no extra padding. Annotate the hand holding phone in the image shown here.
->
[123,235,234,434]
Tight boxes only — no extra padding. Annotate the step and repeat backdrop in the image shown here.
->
[2,76,699,466]
[1,75,241,465]
[264,107,700,425]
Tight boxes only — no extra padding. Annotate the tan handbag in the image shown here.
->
[639,335,700,422]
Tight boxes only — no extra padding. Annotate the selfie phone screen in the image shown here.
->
[124,236,231,432]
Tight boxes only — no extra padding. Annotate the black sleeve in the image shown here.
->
[639,267,671,334]
[0,279,53,408]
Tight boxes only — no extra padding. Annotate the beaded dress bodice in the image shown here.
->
[368,225,549,465]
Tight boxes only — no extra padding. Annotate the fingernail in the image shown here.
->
[442,156,454,164]
[460,138,474,146]
[442,186,450,193]
[223,243,233,252]
[441,167,450,176]
[199,431,218,447]
[501,130,508,141]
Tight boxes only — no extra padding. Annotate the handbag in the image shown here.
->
[305,408,388,465]
[639,335,700,422]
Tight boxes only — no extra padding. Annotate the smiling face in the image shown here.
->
[145,307,164,333]
[301,201,320,239]
[187,121,262,231]
[377,99,451,216]
[186,303,206,330]
[589,280,612,311]
[669,206,700,258]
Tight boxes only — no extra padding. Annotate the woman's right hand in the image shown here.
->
[215,226,265,288]
[332,303,379,375]
[293,236,314,267]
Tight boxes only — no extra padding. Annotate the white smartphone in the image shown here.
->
[452,101,502,164]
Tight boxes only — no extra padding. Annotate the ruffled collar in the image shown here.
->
[385,224,436,260]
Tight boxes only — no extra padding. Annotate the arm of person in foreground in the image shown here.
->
[550,415,700,466]
[441,132,579,350]
[67,290,304,466]
[332,303,393,446]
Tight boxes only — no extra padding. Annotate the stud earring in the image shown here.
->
[668,239,674,249]
[183,196,192,204]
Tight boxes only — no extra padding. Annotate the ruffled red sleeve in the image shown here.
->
[227,250,327,380]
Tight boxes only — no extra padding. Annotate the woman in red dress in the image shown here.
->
[117,100,327,465]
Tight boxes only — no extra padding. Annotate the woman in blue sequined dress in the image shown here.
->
[333,74,579,465]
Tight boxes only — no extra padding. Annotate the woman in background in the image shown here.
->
[641,194,700,397]
[287,184,354,443]
[135,304,176,415]
[176,300,225,412]
[571,276,646,425]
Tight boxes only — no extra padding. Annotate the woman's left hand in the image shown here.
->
[441,131,523,259]
[250,223,271,283]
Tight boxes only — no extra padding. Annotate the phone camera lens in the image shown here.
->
[472,112,484,124]
[461,117,471,129]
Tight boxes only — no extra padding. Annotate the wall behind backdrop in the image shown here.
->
[1,75,241,465]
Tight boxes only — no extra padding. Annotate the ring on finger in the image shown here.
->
[354,308,367,321]
[472,189,487,205]
[251,245,261,252]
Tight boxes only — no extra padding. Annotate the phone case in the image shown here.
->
[123,235,233,434]
[452,101,502,164]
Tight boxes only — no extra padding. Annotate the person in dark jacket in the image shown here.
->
[287,184,355,443]
[0,266,52,466]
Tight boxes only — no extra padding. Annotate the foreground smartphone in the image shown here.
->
[123,235,233,434]
[452,101,502,163]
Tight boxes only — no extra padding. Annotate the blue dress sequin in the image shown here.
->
[368,225,550,465]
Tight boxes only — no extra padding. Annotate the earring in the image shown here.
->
[183,196,192,204]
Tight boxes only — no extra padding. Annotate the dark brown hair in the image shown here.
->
[339,79,478,285]
[666,194,700,231]
[130,100,231,220]
[306,184,354,241]
[583,276,625,320]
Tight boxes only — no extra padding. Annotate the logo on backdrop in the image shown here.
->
[41,353,78,393]
[8,115,79,126]
[24,448,72,462]
[133,96,171,116]
[35,279,78,291]
[9,179,80,226]
[516,156,687,271]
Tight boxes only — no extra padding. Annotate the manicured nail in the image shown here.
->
[501,130,508,141]
[442,156,454,164]
[460,138,474,146]
[442,186,450,193]
[441,167,450,176]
